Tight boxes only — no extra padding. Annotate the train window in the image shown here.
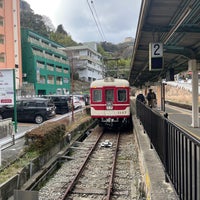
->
[93,89,102,102]
[118,89,127,102]
[105,89,114,101]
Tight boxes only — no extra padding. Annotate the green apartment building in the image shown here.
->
[21,28,71,95]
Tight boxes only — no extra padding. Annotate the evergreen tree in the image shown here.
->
[49,24,77,47]
[20,0,49,37]
[56,25,68,35]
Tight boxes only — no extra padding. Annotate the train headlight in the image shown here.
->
[106,101,113,110]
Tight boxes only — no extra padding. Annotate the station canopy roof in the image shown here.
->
[129,0,200,87]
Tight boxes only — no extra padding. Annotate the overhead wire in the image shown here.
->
[86,0,106,42]
[90,0,106,41]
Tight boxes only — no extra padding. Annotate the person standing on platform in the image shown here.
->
[136,91,146,104]
[146,88,157,108]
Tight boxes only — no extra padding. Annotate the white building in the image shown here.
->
[63,43,105,82]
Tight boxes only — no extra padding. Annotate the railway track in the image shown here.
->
[37,126,143,200]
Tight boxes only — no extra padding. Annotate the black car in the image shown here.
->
[43,95,70,114]
[0,98,56,124]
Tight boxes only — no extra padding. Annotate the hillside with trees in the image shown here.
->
[20,0,134,80]
[20,0,78,46]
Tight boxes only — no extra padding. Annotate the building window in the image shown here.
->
[37,61,45,69]
[56,77,62,85]
[0,53,5,62]
[0,16,4,26]
[0,34,4,44]
[39,75,46,84]
[47,75,54,84]
[45,51,52,57]
[52,44,57,48]
[63,77,69,84]
[32,47,43,55]
[46,64,54,71]
[29,34,40,41]
[63,68,69,74]
[41,40,49,45]
[56,66,62,72]
[0,0,3,8]
[54,55,60,59]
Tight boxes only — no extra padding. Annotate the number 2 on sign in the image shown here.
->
[152,43,163,57]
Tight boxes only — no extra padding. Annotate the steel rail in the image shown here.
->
[105,131,120,200]
[61,130,104,200]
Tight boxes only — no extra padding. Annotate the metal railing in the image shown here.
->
[136,100,200,200]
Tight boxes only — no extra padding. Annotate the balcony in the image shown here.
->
[56,67,62,73]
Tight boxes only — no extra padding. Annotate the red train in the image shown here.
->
[90,77,131,129]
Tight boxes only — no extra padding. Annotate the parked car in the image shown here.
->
[0,98,56,124]
[177,77,185,83]
[63,95,83,110]
[74,94,86,107]
[72,96,82,110]
[43,95,70,114]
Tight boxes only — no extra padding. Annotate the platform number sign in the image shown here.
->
[149,43,163,71]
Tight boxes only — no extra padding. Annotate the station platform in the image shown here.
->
[165,104,200,139]
[132,102,200,200]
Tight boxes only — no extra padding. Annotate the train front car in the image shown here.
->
[90,77,131,129]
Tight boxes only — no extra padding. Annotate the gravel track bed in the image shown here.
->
[112,132,142,200]
[39,127,143,200]
[68,131,118,199]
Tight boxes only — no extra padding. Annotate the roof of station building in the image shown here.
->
[129,0,200,87]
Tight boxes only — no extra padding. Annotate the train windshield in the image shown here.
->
[93,89,102,102]
[105,89,114,101]
[118,89,127,102]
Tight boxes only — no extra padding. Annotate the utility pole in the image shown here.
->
[58,48,75,122]
[71,55,74,122]
[103,57,120,78]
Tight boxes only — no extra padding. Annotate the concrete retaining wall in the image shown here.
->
[0,175,19,199]
[0,143,61,200]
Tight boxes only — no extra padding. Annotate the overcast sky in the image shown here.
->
[25,0,142,44]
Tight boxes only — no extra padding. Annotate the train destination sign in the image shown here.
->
[149,43,163,71]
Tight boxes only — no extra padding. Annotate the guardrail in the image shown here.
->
[136,100,200,200]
